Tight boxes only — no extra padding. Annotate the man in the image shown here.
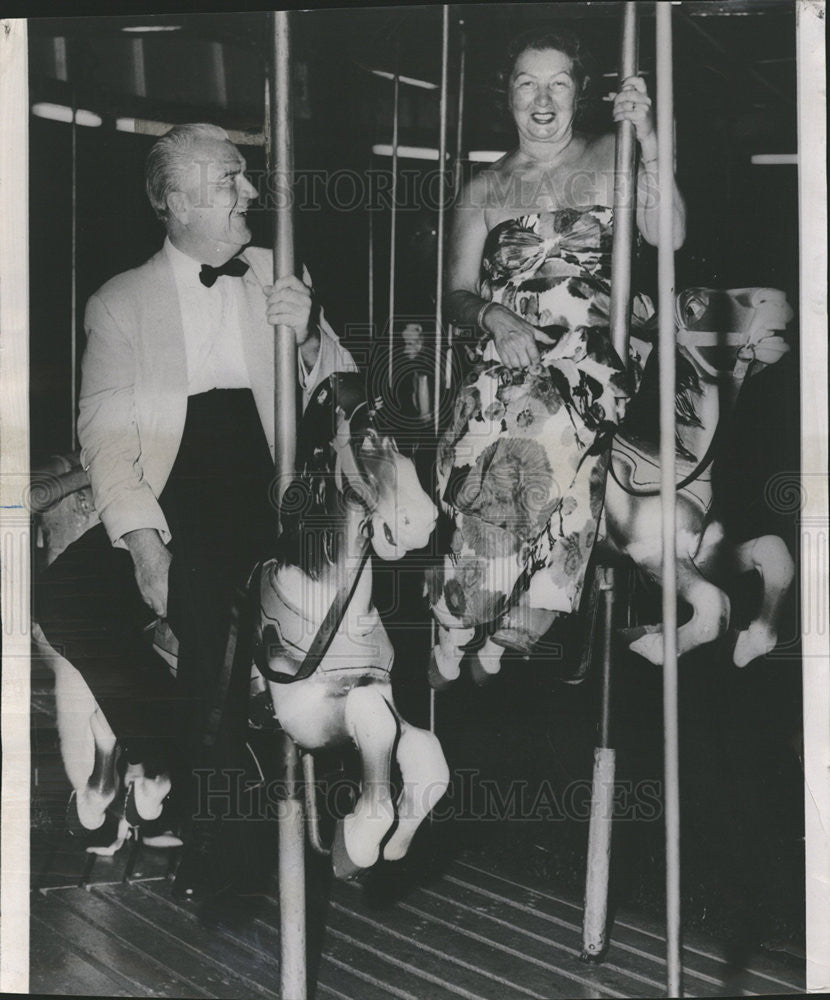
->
[40,123,356,898]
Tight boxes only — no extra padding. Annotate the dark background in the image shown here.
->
[27,0,804,957]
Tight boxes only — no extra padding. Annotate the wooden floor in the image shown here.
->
[30,847,805,1000]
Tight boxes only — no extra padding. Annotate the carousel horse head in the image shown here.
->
[279,373,436,573]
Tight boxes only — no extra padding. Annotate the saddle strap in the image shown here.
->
[257,540,372,684]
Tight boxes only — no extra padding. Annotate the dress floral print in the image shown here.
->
[432,207,655,646]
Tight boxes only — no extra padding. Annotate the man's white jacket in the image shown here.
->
[78,245,356,547]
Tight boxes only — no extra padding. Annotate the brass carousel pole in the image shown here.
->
[270,12,307,1000]
[429,5,450,739]
[581,0,638,963]
[655,3,682,993]
[387,70,400,385]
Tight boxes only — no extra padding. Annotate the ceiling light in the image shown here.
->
[32,103,102,127]
[372,144,445,161]
[116,117,263,146]
[751,154,797,165]
[468,150,506,163]
[121,25,182,33]
[370,70,437,91]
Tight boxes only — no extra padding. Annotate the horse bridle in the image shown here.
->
[608,427,720,499]
[255,403,378,685]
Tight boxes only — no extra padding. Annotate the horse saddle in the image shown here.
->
[255,559,393,683]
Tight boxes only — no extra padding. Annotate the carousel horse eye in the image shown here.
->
[383,522,396,546]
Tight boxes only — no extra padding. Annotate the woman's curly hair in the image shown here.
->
[498,27,599,129]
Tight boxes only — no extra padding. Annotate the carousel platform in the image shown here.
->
[30,846,804,999]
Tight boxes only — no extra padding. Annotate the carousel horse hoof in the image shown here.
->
[469,652,500,687]
[427,648,458,691]
[124,773,172,827]
[65,790,106,838]
[620,625,665,665]
[733,622,777,668]
[66,791,126,855]
[331,819,369,882]
[83,816,129,856]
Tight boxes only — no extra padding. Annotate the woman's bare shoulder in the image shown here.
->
[582,130,615,162]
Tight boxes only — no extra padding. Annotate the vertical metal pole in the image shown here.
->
[581,569,616,959]
[429,7,450,742]
[270,13,306,1000]
[446,14,466,389]
[70,87,78,449]
[434,6,449,437]
[656,4,681,996]
[387,73,400,385]
[452,18,466,201]
[581,1,638,963]
[609,1,640,363]
[368,205,374,333]
[272,12,298,493]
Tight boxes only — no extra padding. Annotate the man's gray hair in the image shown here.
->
[145,123,230,222]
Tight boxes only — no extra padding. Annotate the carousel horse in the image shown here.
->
[603,286,795,666]
[428,287,794,683]
[33,621,178,855]
[252,372,447,879]
[31,456,177,855]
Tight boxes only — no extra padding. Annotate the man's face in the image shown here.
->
[177,139,258,258]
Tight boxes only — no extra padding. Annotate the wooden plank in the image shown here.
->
[35,889,212,998]
[452,860,805,994]
[394,882,660,1000]
[431,874,725,996]
[256,893,465,1000]
[328,895,585,1000]
[95,883,286,1000]
[30,912,134,997]
[142,880,404,1000]
[328,898,546,1000]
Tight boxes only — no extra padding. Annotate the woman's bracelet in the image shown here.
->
[476,300,495,333]
[641,156,658,168]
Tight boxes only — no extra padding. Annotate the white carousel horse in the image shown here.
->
[252,373,447,878]
[31,457,174,854]
[33,374,446,877]
[428,287,795,682]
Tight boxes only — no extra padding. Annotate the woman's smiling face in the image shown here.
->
[509,47,578,146]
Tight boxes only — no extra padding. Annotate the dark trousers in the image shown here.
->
[37,389,276,818]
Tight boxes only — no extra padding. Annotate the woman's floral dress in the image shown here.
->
[431,206,654,648]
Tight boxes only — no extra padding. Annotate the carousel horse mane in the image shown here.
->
[276,372,402,580]
[618,342,705,461]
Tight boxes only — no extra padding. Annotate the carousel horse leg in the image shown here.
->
[732,535,795,668]
[33,623,121,830]
[469,637,506,684]
[332,686,397,876]
[630,559,730,665]
[75,708,120,831]
[383,722,449,861]
[429,622,474,689]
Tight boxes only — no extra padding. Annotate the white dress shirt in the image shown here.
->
[164,237,251,394]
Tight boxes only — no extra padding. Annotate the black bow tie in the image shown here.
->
[199,257,249,288]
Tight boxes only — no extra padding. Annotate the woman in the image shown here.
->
[429,28,686,683]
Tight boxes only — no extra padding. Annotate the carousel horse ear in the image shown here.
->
[333,412,376,507]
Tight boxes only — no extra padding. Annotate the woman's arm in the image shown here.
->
[613,76,686,249]
[445,174,549,369]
